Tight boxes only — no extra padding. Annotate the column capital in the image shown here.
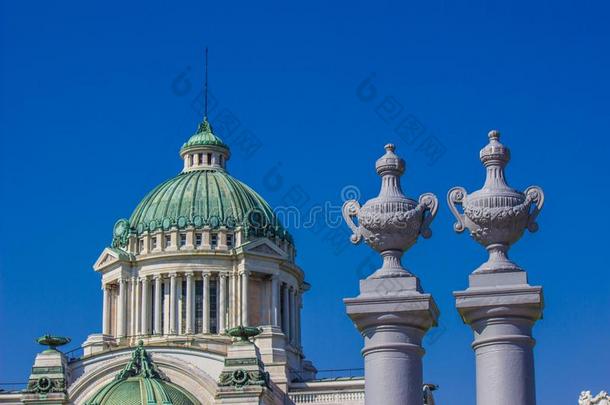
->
[202,272,211,279]
[219,273,228,279]
[153,274,162,280]
[139,275,149,282]
[169,272,178,279]
[240,270,250,276]
[185,271,194,278]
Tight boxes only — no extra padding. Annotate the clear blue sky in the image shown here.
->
[1,1,609,403]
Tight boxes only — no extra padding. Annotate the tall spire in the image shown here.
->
[204,47,209,120]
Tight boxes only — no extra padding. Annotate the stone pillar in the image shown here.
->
[186,272,194,334]
[270,275,280,327]
[175,274,183,334]
[240,271,249,326]
[289,287,296,345]
[135,278,141,335]
[448,131,545,405]
[130,277,137,336]
[218,274,227,333]
[102,284,110,335]
[154,275,162,335]
[342,144,439,405]
[117,279,126,337]
[169,273,177,334]
[281,283,289,336]
[141,276,150,335]
[202,273,210,333]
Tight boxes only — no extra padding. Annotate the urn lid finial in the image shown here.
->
[480,129,511,166]
[376,143,405,177]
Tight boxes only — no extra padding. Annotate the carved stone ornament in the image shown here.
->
[579,391,610,405]
[218,369,268,388]
[342,144,438,278]
[447,130,544,273]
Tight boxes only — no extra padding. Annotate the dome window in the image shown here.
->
[151,236,158,250]
[165,234,172,248]
[227,233,234,248]
[207,153,212,165]
[195,232,203,247]
[138,238,144,252]
[211,232,218,249]
[180,233,187,247]
[197,153,203,166]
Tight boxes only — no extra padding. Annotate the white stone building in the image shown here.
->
[0,117,364,405]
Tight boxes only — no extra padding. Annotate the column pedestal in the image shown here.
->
[454,271,543,405]
[345,276,438,405]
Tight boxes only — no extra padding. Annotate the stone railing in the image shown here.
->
[289,391,365,404]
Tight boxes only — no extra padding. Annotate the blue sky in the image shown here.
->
[1,1,609,403]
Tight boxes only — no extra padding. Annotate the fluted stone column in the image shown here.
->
[102,284,111,335]
[154,275,162,335]
[185,272,194,334]
[117,279,126,337]
[449,131,545,405]
[141,276,150,335]
[270,275,280,327]
[218,274,227,333]
[343,144,439,405]
[202,273,210,333]
[169,273,178,334]
[240,271,249,326]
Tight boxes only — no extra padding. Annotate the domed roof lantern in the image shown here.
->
[180,118,231,172]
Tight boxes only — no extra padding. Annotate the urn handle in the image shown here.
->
[524,186,544,232]
[447,186,467,233]
[342,200,362,244]
[418,193,438,239]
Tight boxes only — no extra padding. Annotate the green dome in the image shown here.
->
[110,118,292,248]
[124,170,289,239]
[86,342,199,405]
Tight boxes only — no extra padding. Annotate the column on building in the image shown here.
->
[289,286,296,345]
[202,273,210,333]
[270,275,280,327]
[130,277,137,336]
[240,270,249,326]
[296,290,302,348]
[176,274,183,334]
[169,273,177,334]
[102,284,110,335]
[281,283,290,337]
[135,278,141,335]
[117,278,127,337]
[141,276,150,335]
[154,275,162,335]
[185,272,194,334]
[230,271,238,328]
[218,274,227,333]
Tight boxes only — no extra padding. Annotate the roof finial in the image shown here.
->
[204,47,209,120]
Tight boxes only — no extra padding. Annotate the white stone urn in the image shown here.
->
[342,144,438,278]
[447,130,544,273]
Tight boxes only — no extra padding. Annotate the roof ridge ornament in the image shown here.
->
[447,130,545,273]
[115,341,166,381]
[342,144,438,279]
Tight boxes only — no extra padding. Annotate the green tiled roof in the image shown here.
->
[118,170,289,242]
[180,119,228,153]
[85,342,199,405]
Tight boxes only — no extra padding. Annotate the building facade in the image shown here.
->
[0,118,365,405]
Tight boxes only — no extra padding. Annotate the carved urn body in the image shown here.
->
[342,144,438,278]
[448,130,544,273]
